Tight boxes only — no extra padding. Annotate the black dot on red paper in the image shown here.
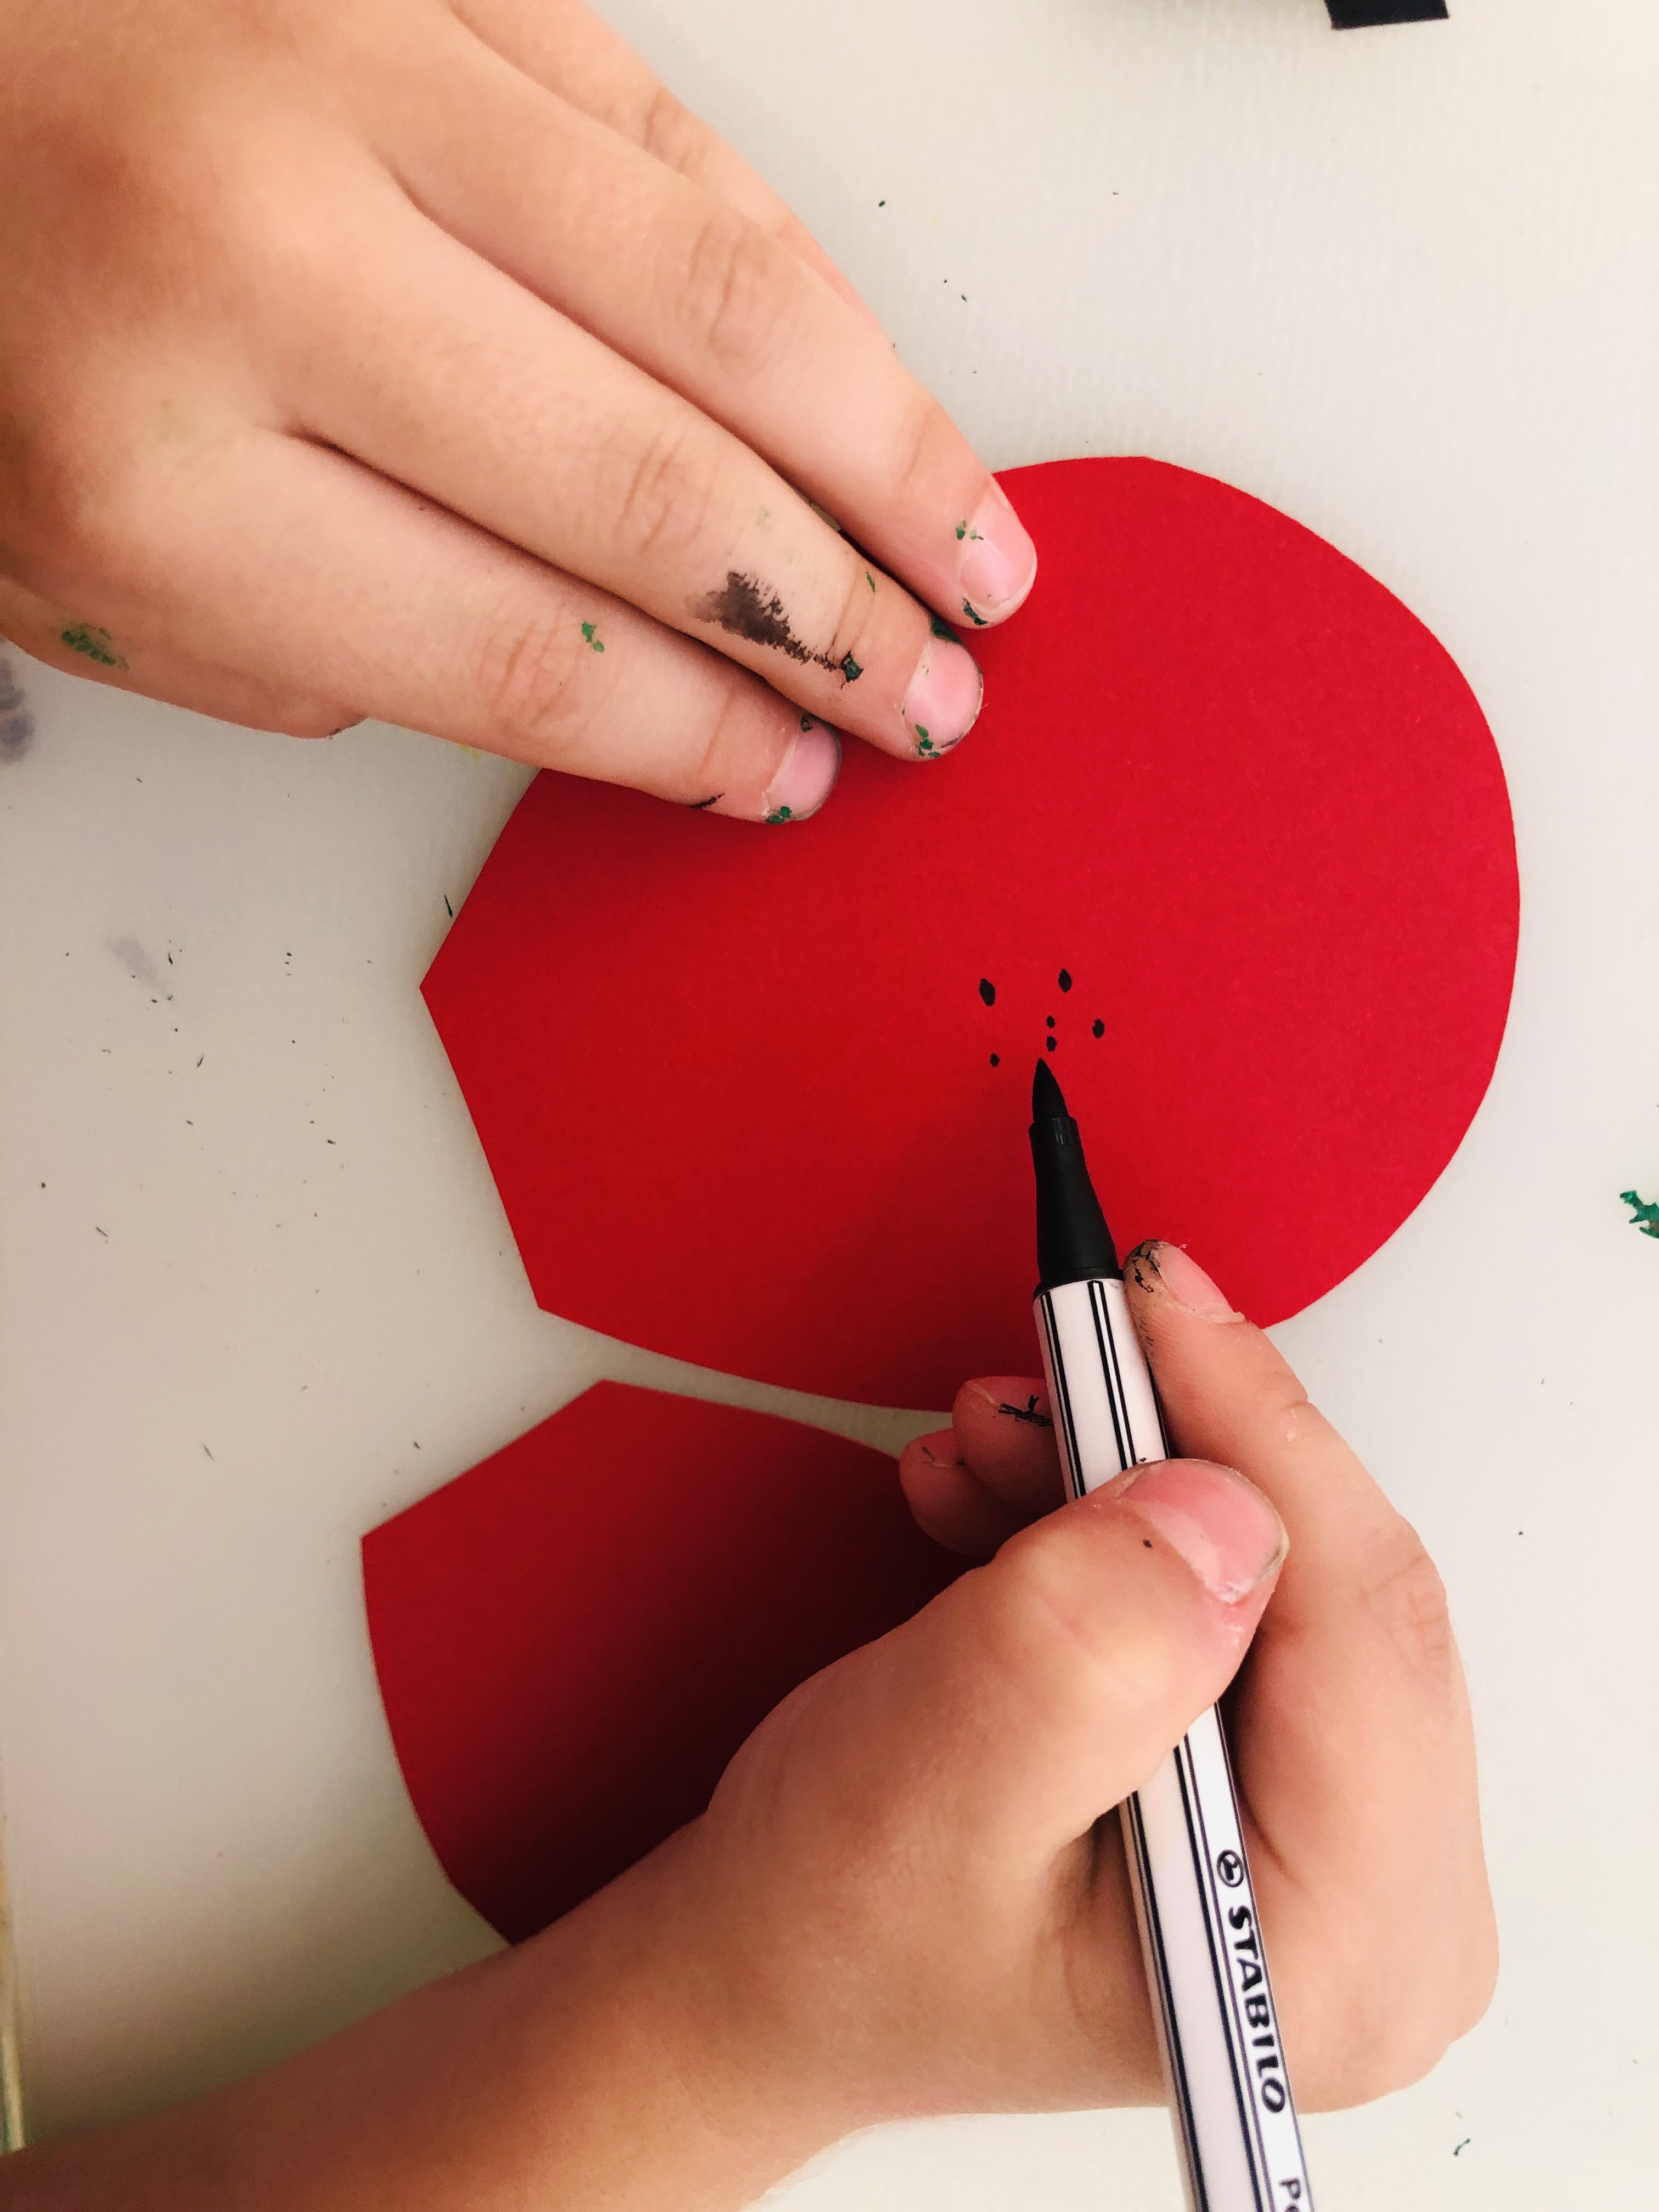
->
[978,978,996,1007]
[1046,1015,1056,1030]
[1058,969,1073,991]
[989,1053,1000,1066]
[1092,1019,1105,1039]
[1045,1036,1057,1052]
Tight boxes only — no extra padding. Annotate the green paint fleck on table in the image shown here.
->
[1621,1190,1659,1238]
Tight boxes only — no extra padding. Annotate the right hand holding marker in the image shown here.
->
[0,0,1031,822]
[893,1239,1499,2113]
[0,1248,1498,2210]
[561,1247,1498,2175]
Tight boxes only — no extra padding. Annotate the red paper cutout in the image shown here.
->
[363,1382,961,1942]
[424,459,1519,1408]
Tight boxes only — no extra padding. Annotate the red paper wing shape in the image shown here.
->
[424,458,1519,1408]
[363,1382,962,1942]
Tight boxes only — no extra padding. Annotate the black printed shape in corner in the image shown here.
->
[1327,0,1447,25]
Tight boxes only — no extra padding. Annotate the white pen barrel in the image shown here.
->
[1127,1713,1310,2212]
[1035,1280,1313,2212]
[1037,1276,1167,1481]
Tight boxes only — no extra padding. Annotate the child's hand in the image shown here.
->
[0,1243,1496,2211]
[0,0,1030,820]
[652,1238,1495,2151]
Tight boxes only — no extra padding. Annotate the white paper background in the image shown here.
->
[1,0,1655,2202]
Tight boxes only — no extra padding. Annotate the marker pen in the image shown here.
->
[1029,1058,1312,2212]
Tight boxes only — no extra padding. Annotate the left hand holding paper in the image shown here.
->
[0,0,1030,820]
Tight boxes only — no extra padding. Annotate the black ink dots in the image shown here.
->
[976,965,1096,1068]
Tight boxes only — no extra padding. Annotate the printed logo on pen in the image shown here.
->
[1215,1849,1244,1887]
[1226,1903,1288,2112]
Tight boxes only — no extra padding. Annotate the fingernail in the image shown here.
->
[1128,1240,1237,1321]
[759,721,841,823]
[1113,1460,1286,1604]
[956,487,1037,627]
[902,634,983,758]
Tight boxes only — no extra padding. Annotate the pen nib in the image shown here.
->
[1029,1058,1120,1285]
[1032,1057,1068,1122]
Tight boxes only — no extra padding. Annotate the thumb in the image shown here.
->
[867,1460,1287,1858]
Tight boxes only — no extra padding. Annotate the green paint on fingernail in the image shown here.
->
[961,600,989,627]
[1621,1189,1659,1238]
[929,613,961,643]
[840,651,863,682]
[954,521,983,542]
[765,805,794,824]
[60,622,127,669]
[580,621,605,652]
[917,734,938,755]
[800,712,815,731]
[866,569,877,591]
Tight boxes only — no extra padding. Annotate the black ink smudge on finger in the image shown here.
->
[689,572,847,676]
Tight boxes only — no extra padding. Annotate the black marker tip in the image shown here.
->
[1031,1056,1067,1123]
[1029,1058,1119,1288]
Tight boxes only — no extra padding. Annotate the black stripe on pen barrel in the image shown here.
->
[1039,1294,1087,1502]
[1087,1279,1135,1471]
[1176,1747,1273,2210]
[1125,1793,1210,2212]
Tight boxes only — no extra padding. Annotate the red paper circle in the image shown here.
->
[425,459,1518,1408]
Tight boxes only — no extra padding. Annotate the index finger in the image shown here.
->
[453,0,886,331]
[1122,1239,1498,2095]
[1121,1240,1416,1641]
[376,29,1037,631]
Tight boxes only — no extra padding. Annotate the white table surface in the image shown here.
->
[2,0,1656,2202]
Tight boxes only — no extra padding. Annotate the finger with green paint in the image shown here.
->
[0,0,1034,821]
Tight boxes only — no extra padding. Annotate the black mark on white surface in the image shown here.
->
[0,656,35,760]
